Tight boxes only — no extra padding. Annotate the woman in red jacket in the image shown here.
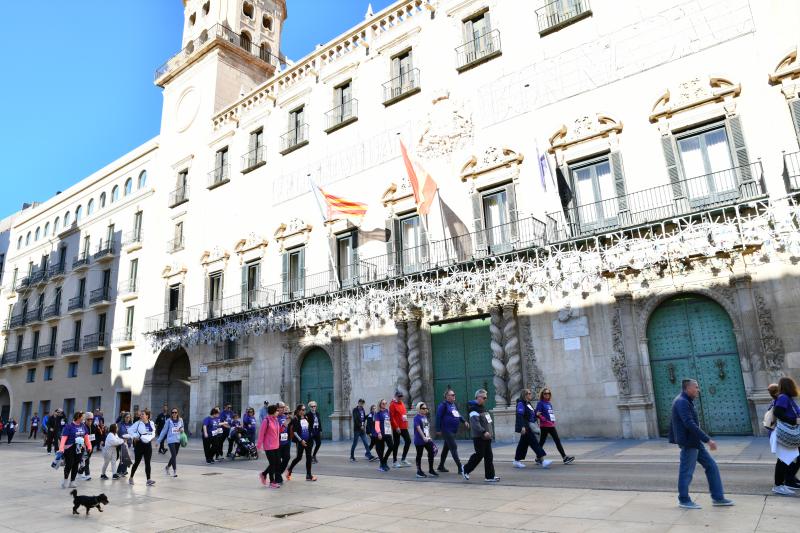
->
[389,390,411,468]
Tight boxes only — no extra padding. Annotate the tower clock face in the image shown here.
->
[175,87,200,133]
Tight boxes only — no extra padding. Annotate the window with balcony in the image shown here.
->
[569,156,619,231]
[44,365,53,381]
[49,326,57,356]
[166,284,183,327]
[336,232,358,288]
[536,0,592,36]
[675,125,738,205]
[126,259,139,294]
[280,107,309,154]
[216,339,238,361]
[325,81,357,133]
[128,211,143,245]
[384,50,420,106]
[241,261,261,309]
[91,357,103,375]
[243,128,266,172]
[457,10,501,71]
[26,368,35,383]
[170,170,189,207]
[124,306,135,340]
[282,247,305,300]
[473,184,519,255]
[209,147,230,188]
[206,271,224,318]
[67,361,78,378]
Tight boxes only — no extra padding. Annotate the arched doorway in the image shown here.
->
[152,348,191,431]
[647,294,750,436]
[299,348,333,440]
[0,385,10,423]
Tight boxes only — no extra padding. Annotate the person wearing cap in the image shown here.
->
[350,399,375,462]
[389,390,412,468]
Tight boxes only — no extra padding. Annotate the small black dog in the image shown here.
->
[70,489,109,516]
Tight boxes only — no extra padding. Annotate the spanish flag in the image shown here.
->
[399,140,438,216]
[318,186,368,222]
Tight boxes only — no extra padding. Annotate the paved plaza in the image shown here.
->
[0,437,796,532]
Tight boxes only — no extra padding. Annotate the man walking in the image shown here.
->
[669,379,734,509]
[29,413,40,439]
[436,389,469,474]
[462,389,499,482]
[155,404,169,455]
[350,399,375,462]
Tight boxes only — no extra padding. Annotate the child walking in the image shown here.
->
[101,424,124,480]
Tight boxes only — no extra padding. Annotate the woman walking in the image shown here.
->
[78,412,101,480]
[413,402,438,478]
[116,412,134,477]
[513,389,552,469]
[202,408,222,464]
[59,412,91,489]
[536,388,575,464]
[287,404,317,481]
[770,377,800,495]
[373,399,394,472]
[101,424,124,480]
[366,404,377,457]
[5,418,17,444]
[257,404,281,488]
[129,408,156,486]
[156,407,184,478]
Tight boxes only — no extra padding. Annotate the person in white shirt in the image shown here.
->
[101,424,124,480]
[128,408,156,486]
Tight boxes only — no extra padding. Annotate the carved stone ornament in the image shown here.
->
[753,291,785,375]
[548,114,623,154]
[649,76,741,123]
[416,92,473,160]
[518,317,545,391]
[381,174,414,208]
[200,246,230,267]
[610,308,631,396]
[274,218,312,250]
[460,147,524,181]
[768,48,800,86]
[234,232,269,256]
[161,263,187,279]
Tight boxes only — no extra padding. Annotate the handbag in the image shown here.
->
[762,408,776,430]
[775,420,800,448]
[180,431,188,448]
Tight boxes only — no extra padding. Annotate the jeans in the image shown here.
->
[438,431,462,470]
[350,429,371,459]
[678,445,724,503]
[167,442,180,471]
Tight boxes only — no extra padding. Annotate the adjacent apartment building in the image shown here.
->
[2,0,800,439]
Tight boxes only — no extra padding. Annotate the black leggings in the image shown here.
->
[6,432,14,444]
[79,450,92,476]
[392,429,411,462]
[167,442,180,471]
[311,433,321,458]
[279,445,291,477]
[415,442,435,471]
[375,435,394,467]
[63,446,80,481]
[539,426,566,457]
[263,449,281,482]
[202,437,214,462]
[288,442,312,477]
[130,441,152,480]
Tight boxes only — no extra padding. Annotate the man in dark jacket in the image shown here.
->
[461,389,499,482]
[669,379,734,509]
[350,399,375,462]
[155,404,169,454]
[45,409,64,453]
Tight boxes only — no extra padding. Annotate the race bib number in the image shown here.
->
[172,426,181,434]
[548,409,556,422]
[88,434,96,442]
[384,419,392,434]
[485,414,493,424]
[280,433,288,442]
[32,422,38,426]
[300,420,309,431]
[61,420,66,426]
[212,428,222,436]
[422,425,430,439]
[451,410,460,418]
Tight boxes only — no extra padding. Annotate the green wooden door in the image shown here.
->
[431,318,494,438]
[300,348,334,439]
[647,295,750,436]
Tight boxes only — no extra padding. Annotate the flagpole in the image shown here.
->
[307,174,341,290]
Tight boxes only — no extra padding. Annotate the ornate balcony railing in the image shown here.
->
[24,308,42,323]
[89,286,111,305]
[61,338,80,354]
[382,69,420,105]
[455,30,501,71]
[324,99,358,132]
[279,124,309,154]
[9,313,24,328]
[208,164,230,189]
[536,0,592,35]
[155,23,282,83]
[42,302,61,319]
[169,185,189,208]
[83,332,108,350]
[38,344,56,358]
[168,236,185,253]
[119,278,138,296]
[30,268,47,284]
[1,352,17,366]
[242,145,267,173]
[47,263,66,279]
[784,151,800,193]
[113,328,135,344]
[67,295,84,312]
[93,241,115,260]
[15,276,30,291]
[123,230,143,247]
[18,347,35,362]
[72,254,90,270]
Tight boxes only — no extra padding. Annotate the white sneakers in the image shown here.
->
[773,485,796,496]
[512,461,526,469]
[61,479,67,489]
[401,460,412,467]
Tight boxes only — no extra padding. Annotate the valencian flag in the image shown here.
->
[399,140,438,216]
[317,186,368,222]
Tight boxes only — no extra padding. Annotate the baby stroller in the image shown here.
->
[231,427,258,460]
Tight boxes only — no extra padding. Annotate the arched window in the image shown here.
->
[87,199,95,215]
[99,192,106,208]
[17,236,22,249]
[202,1,210,15]
[25,232,31,246]
[263,14,273,31]
[124,178,133,196]
[112,186,119,203]
[75,205,83,222]
[64,211,71,227]
[44,222,50,237]
[189,12,196,26]
[240,30,252,51]
[260,42,272,62]
[138,170,147,189]
[35,227,40,241]
[243,2,254,18]
[54,217,60,233]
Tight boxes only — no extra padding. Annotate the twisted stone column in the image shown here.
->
[407,319,423,406]
[395,321,410,400]
[503,305,523,404]
[490,307,508,406]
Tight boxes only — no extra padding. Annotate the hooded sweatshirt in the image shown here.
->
[515,398,536,433]
[467,400,493,440]
[257,415,279,451]
[436,400,465,434]
[389,399,408,430]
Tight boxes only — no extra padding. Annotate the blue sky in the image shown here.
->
[0,0,394,219]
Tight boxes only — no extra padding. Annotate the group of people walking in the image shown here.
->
[347,387,574,482]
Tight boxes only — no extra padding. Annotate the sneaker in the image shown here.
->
[484,477,500,483]
[401,460,412,467]
[428,470,439,477]
[437,465,449,473]
[206,460,215,464]
[112,474,120,480]
[286,472,292,481]
[393,461,401,468]
[259,472,267,486]
[100,475,109,480]
[379,465,389,472]
[146,480,156,486]
[416,470,427,478]
[512,461,526,469]
[83,475,91,481]
[368,455,379,462]
[563,456,575,465]
[785,479,800,489]
[129,479,134,485]
[269,482,281,489]
[61,479,68,489]
[461,469,470,481]
[537,459,553,469]
[782,485,797,494]
[679,501,702,510]
[306,476,317,481]
[312,457,318,464]
[172,472,178,478]
[712,498,735,506]
[165,465,171,476]
[349,457,357,463]
[772,486,794,496]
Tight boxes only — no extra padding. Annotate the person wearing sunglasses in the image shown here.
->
[286,404,317,481]
[156,407,184,477]
[513,389,552,469]
[413,402,438,478]
[536,388,574,465]
[462,389,499,482]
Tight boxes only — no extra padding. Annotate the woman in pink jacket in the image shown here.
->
[257,405,281,489]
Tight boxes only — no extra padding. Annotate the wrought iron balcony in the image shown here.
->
[62,338,81,354]
[15,276,30,291]
[113,327,135,344]
[123,230,143,247]
[30,268,47,285]
[536,0,592,36]
[94,241,115,260]
[155,23,282,84]
[208,164,230,189]
[148,310,185,332]
[89,286,111,305]
[42,302,61,319]
[169,185,189,208]
[73,254,90,270]
[279,124,310,155]
[784,151,800,193]
[18,347,35,362]
[38,344,56,358]
[168,236,185,253]
[24,308,42,323]
[9,313,24,328]
[83,332,108,351]
[324,99,358,133]
[119,278,138,297]
[455,30,502,72]
[242,146,267,173]
[47,263,66,279]
[382,69,421,106]
[546,162,765,242]
[1,352,17,366]
[67,295,84,312]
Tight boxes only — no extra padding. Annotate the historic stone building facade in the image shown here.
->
[2,0,800,440]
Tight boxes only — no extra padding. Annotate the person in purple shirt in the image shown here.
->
[59,412,91,489]
[218,404,234,460]
[286,404,316,481]
[29,414,40,439]
[202,408,221,464]
[242,407,257,444]
[373,399,394,472]
[413,402,438,478]
[226,412,243,457]
[771,377,800,495]
[435,389,469,475]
